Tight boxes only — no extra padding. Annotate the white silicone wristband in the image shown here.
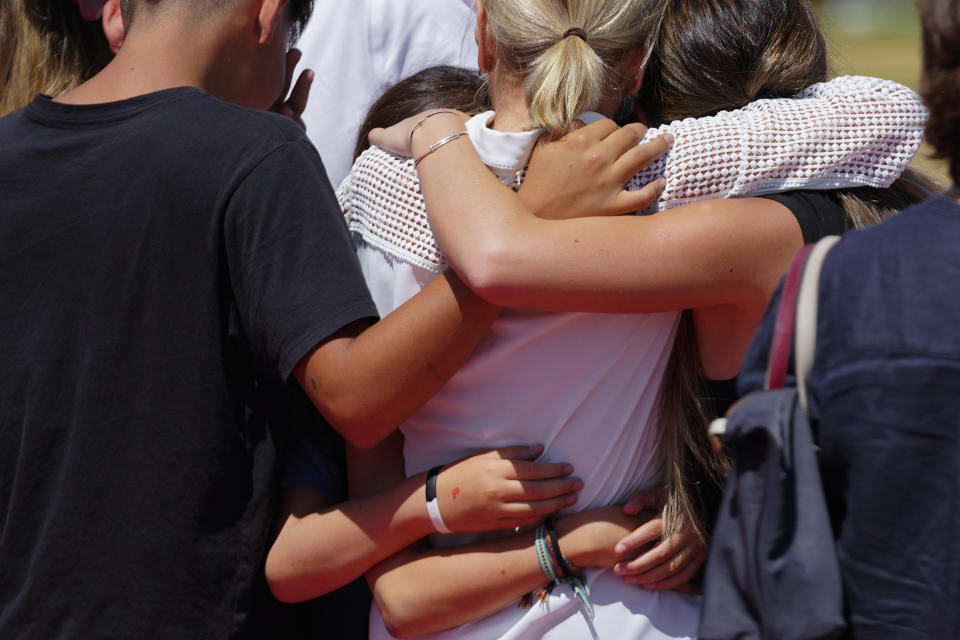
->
[426,497,453,534]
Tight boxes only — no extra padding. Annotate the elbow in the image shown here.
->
[265,545,345,604]
[375,587,428,639]
[330,407,392,450]
[448,238,524,306]
[312,391,393,450]
[264,548,311,604]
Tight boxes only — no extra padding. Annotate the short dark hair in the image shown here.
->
[353,65,490,160]
[920,0,960,184]
[120,0,314,42]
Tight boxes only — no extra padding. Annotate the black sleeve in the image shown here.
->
[758,190,850,244]
[224,139,378,381]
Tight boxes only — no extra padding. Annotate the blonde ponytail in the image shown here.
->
[482,0,668,138]
[527,33,607,137]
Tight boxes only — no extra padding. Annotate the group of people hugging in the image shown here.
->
[1,0,956,639]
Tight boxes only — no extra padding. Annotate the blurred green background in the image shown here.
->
[816,0,948,183]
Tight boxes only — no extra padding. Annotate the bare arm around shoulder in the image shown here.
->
[266,434,582,603]
[401,117,802,377]
[293,270,500,449]
[409,117,801,314]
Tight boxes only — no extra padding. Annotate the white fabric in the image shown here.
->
[632,76,928,210]
[351,113,691,640]
[296,0,478,187]
[339,76,926,273]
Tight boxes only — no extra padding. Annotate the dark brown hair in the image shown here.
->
[0,0,112,116]
[353,65,490,161]
[644,0,937,542]
[920,0,960,184]
[120,0,314,43]
[639,0,826,125]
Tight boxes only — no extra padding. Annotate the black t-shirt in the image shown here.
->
[0,90,377,638]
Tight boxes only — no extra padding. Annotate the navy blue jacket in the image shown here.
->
[739,196,960,639]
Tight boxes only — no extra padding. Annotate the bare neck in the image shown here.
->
[56,19,233,106]
[488,79,532,132]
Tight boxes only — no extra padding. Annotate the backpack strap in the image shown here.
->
[764,243,815,390]
[795,235,841,409]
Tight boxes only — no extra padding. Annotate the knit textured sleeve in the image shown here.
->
[628,75,927,211]
[338,75,928,272]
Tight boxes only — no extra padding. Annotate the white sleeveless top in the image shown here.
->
[336,77,926,639]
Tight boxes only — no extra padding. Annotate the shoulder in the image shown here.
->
[191,94,316,146]
[755,190,849,244]
[167,89,317,157]
[664,197,804,249]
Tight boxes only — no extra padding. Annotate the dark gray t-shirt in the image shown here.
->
[0,89,376,638]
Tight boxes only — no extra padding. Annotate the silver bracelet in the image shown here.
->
[414,130,469,168]
[408,111,462,147]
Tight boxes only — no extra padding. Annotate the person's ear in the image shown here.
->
[474,0,496,74]
[257,0,288,46]
[101,0,125,54]
[623,45,648,95]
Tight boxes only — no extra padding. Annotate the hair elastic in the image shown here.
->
[561,27,588,42]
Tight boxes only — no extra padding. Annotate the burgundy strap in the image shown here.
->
[764,243,815,390]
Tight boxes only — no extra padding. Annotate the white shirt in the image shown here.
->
[296,0,478,186]
[343,112,698,640]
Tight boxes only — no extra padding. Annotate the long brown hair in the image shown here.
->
[0,0,112,117]
[643,0,939,542]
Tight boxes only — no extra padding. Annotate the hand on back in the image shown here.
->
[434,444,582,532]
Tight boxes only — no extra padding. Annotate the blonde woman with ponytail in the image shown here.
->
[272,0,926,637]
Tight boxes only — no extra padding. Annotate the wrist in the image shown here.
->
[554,513,593,568]
[410,112,468,158]
[396,470,445,541]
[424,465,453,534]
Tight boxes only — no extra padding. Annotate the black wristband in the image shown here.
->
[425,465,444,501]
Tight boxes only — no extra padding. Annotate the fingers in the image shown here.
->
[615,529,708,589]
[611,132,672,183]
[614,176,665,214]
[498,494,579,520]
[616,530,682,576]
[613,514,662,556]
[601,122,649,160]
[623,487,667,516]
[480,443,544,461]
[286,69,313,119]
[505,477,583,501]
[281,48,302,99]
[509,459,575,481]
[574,117,622,141]
[621,544,705,590]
